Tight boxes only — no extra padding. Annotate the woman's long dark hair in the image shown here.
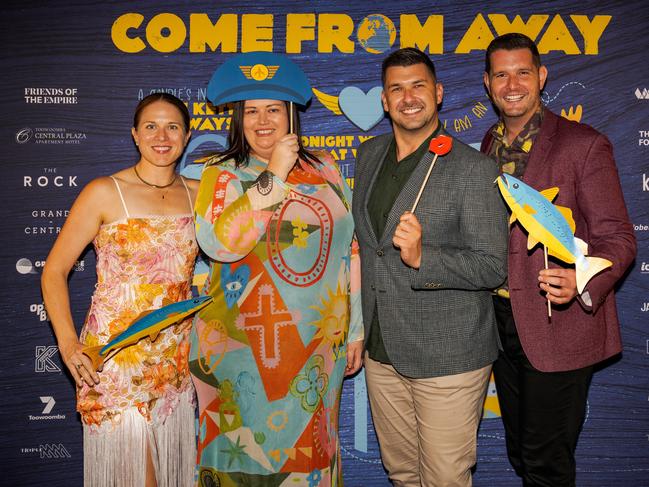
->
[209,100,320,167]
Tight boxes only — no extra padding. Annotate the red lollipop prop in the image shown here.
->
[410,134,454,212]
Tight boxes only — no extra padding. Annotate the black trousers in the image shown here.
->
[492,296,593,487]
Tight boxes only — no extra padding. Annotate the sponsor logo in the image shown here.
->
[25,208,69,236]
[21,444,71,458]
[636,88,649,100]
[635,224,649,232]
[16,127,87,145]
[643,173,648,192]
[24,87,78,104]
[639,130,649,146]
[641,262,649,274]
[30,303,49,321]
[39,443,71,458]
[17,257,84,275]
[16,258,42,274]
[41,396,55,414]
[16,127,34,143]
[28,396,66,421]
[642,303,649,312]
[23,168,78,188]
[35,346,61,373]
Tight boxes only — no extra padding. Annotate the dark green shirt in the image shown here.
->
[365,126,440,363]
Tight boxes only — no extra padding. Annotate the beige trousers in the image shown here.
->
[365,355,491,487]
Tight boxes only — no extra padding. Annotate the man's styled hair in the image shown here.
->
[485,33,542,73]
[381,47,436,86]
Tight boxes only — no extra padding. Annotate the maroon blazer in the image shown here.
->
[481,109,636,372]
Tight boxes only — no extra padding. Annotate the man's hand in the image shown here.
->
[393,212,422,269]
[538,268,578,305]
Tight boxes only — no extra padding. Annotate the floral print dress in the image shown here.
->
[77,176,198,487]
[191,154,362,487]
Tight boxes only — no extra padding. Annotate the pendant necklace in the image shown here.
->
[133,166,177,199]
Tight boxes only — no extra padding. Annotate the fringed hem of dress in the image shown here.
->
[83,388,197,487]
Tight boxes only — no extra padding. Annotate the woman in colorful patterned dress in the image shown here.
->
[42,93,199,487]
[191,57,363,486]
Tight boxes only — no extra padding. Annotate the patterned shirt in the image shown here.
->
[487,107,544,297]
[487,106,544,177]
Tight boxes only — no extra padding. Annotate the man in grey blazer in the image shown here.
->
[352,47,508,486]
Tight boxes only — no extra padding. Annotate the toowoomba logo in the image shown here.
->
[28,396,66,421]
[15,127,87,145]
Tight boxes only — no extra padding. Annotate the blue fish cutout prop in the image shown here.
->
[497,174,611,294]
[82,295,213,370]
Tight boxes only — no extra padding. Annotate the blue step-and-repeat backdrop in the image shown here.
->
[1,1,648,485]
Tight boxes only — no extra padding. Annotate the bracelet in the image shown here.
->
[254,170,274,196]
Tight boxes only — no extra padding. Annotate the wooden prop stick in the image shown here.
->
[289,101,294,134]
[410,154,439,213]
[544,245,552,319]
[411,134,453,213]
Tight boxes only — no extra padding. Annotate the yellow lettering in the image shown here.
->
[346,177,355,189]
[241,14,273,52]
[319,14,354,53]
[455,14,494,54]
[488,14,548,40]
[454,115,472,132]
[146,13,186,53]
[338,148,348,160]
[190,118,203,130]
[189,14,237,53]
[399,14,443,53]
[215,117,229,130]
[193,102,206,116]
[472,101,488,118]
[198,118,215,131]
[286,14,315,53]
[537,15,580,54]
[111,13,146,53]
[571,15,611,55]
[358,135,374,143]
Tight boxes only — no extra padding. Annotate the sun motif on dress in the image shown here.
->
[310,284,348,355]
[198,319,228,375]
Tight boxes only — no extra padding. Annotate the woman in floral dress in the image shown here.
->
[42,93,199,487]
[191,54,363,487]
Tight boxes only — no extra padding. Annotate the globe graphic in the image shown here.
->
[357,14,397,54]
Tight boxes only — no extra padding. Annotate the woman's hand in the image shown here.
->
[60,339,100,387]
[345,340,364,376]
[266,134,299,181]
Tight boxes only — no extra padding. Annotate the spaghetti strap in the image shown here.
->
[179,176,194,213]
[110,176,130,218]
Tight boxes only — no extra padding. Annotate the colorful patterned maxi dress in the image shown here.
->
[191,155,362,486]
[77,176,198,487]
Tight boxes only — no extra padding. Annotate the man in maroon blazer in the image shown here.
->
[481,33,636,486]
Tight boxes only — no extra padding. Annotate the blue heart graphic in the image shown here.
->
[338,86,384,131]
[221,264,251,308]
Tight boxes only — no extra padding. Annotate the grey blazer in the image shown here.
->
[352,131,508,378]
